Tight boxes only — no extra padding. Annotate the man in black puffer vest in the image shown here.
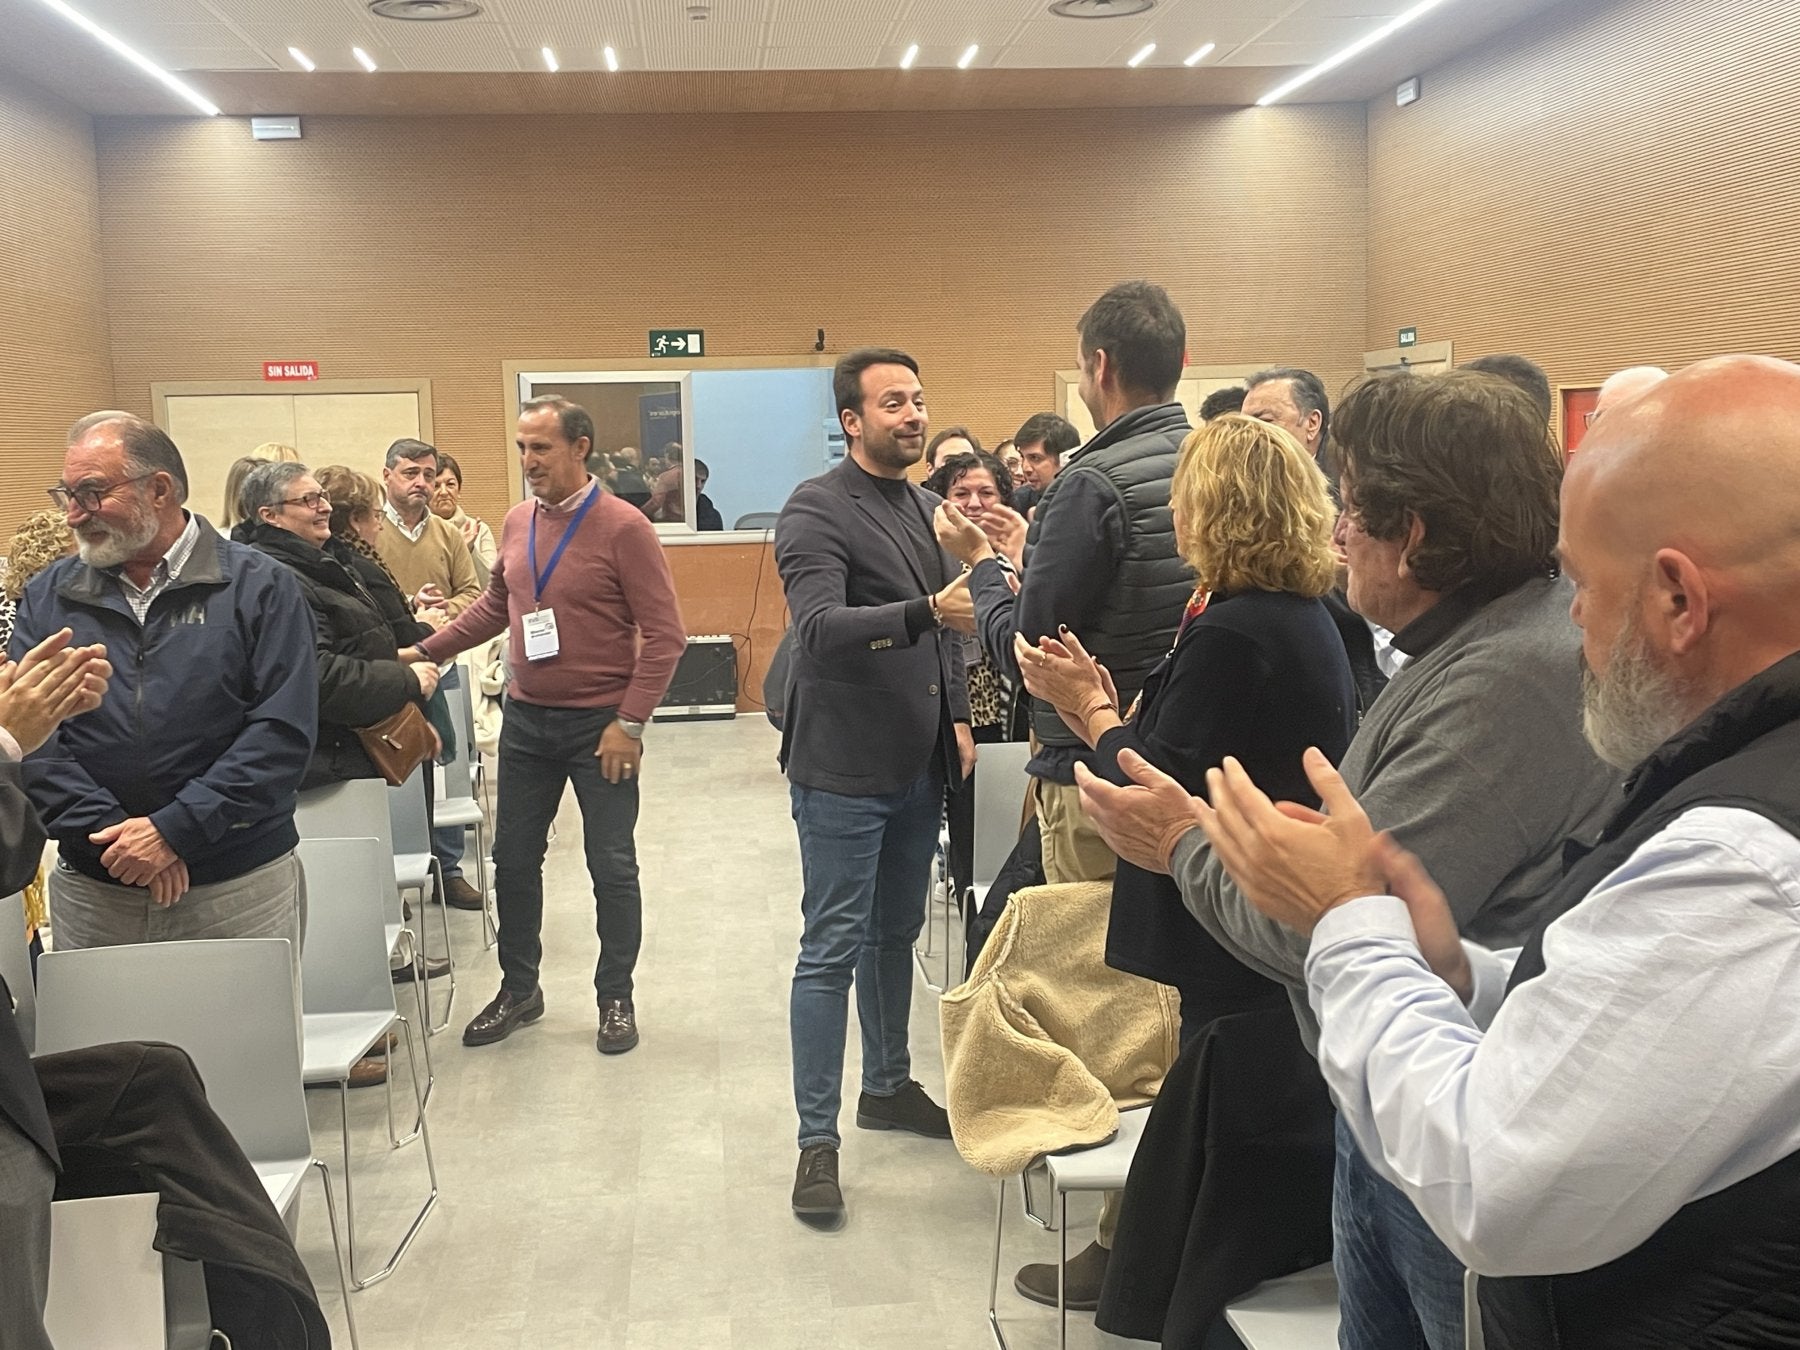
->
[955,281,1193,890]
[1192,354,1800,1348]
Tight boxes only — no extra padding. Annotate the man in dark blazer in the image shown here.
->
[775,347,976,1226]
[0,628,111,1349]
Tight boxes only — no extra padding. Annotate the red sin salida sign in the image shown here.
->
[263,360,320,381]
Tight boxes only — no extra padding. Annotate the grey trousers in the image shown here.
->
[0,1114,55,1350]
[49,850,308,1004]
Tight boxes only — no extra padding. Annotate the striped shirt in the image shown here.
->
[110,512,201,624]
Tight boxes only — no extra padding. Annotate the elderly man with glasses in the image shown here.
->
[14,412,317,985]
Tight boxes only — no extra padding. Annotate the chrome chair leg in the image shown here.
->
[309,1158,360,1350]
[988,1177,1013,1350]
[346,1013,440,1289]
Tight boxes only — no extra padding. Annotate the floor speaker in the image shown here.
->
[654,634,738,721]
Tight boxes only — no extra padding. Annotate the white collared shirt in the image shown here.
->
[383,500,430,542]
[1307,805,1800,1278]
[545,475,598,514]
[111,511,201,625]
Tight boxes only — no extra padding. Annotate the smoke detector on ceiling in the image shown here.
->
[687,1,711,18]
[366,0,483,20]
[1047,0,1156,17]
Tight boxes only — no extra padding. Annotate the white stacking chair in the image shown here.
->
[45,1192,212,1350]
[918,741,1035,993]
[298,779,443,1071]
[298,838,438,1288]
[0,891,33,1052]
[433,681,495,949]
[34,938,359,1350]
[388,765,457,1032]
[1224,1262,1342,1349]
[988,1104,1151,1350]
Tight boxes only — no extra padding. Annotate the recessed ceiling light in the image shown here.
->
[352,46,378,71]
[31,0,220,115]
[1127,42,1155,67]
[956,44,978,69]
[603,45,619,71]
[541,46,558,71]
[1183,42,1214,66]
[287,46,316,71]
[1257,0,1453,105]
[899,43,918,70]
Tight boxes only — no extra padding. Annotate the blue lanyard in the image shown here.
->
[528,486,599,608]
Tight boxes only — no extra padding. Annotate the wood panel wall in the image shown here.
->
[1366,0,1800,387]
[0,70,114,534]
[663,540,786,713]
[88,105,1369,533]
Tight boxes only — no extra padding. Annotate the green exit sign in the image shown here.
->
[1398,326,1418,347]
[649,329,704,358]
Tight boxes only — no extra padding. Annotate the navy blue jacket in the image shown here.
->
[10,519,319,887]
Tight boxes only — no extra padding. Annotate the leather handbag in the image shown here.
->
[356,701,434,787]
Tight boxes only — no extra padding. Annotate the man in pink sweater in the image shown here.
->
[404,395,687,1054]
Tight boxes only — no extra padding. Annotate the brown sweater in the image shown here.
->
[375,511,481,618]
[417,481,687,721]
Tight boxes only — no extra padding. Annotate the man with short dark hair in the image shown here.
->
[776,347,976,1226]
[1076,370,1620,1348]
[1009,411,1080,514]
[1464,353,1553,421]
[375,436,485,908]
[1198,385,1247,421]
[17,412,317,984]
[405,393,686,1054]
[948,282,1193,893]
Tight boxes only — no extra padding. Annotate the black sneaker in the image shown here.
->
[792,1144,844,1227]
[855,1080,953,1139]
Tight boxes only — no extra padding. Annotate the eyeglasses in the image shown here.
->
[47,472,156,514]
[278,492,332,511]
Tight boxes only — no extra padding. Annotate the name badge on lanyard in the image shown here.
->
[524,486,598,663]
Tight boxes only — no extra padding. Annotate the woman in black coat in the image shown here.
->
[1015,414,1357,1038]
[234,462,442,791]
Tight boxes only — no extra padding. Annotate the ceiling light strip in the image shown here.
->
[1183,42,1214,67]
[32,0,220,115]
[899,43,918,70]
[1256,0,1453,105]
[1127,42,1155,67]
[287,46,315,72]
[352,46,378,72]
[541,46,558,71]
[603,45,619,72]
[956,43,978,69]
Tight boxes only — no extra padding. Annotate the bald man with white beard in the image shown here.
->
[1190,355,1800,1349]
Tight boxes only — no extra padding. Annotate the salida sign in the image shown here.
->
[263,360,320,381]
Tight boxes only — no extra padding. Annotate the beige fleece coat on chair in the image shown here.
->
[940,880,1179,1177]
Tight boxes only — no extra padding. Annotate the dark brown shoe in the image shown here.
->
[348,1055,389,1089]
[462,987,544,1046]
[393,955,452,984]
[1014,1240,1109,1310]
[441,876,485,911]
[792,1144,844,1226]
[596,998,639,1054]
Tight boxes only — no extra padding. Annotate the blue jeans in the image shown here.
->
[491,700,641,1002]
[789,767,942,1150]
[1334,1115,1466,1350]
[432,664,467,880]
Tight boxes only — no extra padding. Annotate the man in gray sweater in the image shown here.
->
[1077,368,1621,1350]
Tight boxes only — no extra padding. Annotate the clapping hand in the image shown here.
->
[1193,749,1383,936]
[0,628,112,755]
[1011,628,1118,745]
